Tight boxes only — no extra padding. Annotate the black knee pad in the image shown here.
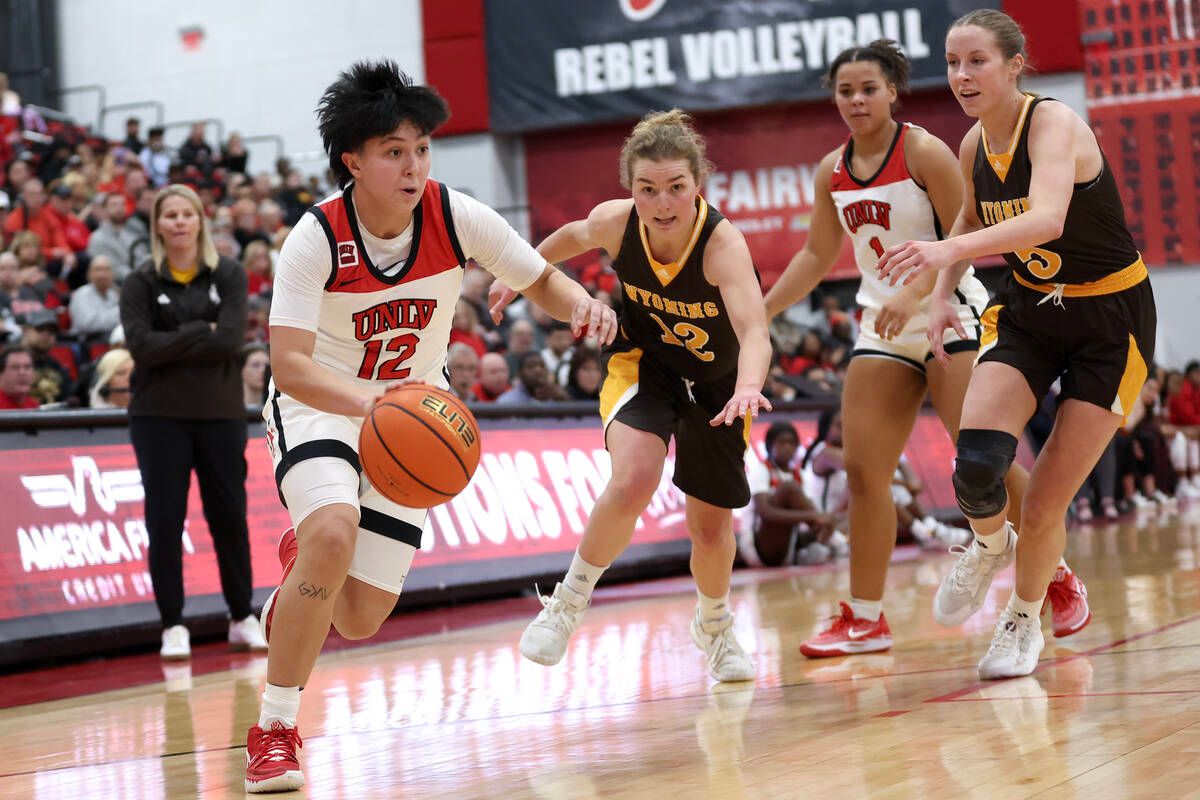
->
[953,428,1017,519]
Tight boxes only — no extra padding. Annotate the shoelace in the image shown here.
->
[819,604,855,636]
[1036,283,1066,309]
[987,614,1023,656]
[256,723,302,763]
[701,622,745,668]
[533,586,582,635]
[947,544,984,592]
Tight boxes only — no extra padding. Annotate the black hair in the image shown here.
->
[1186,360,1200,375]
[240,342,269,369]
[801,407,839,469]
[517,350,546,370]
[825,39,911,95]
[0,345,32,372]
[317,60,450,188]
[764,421,799,456]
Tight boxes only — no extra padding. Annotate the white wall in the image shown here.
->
[1024,72,1088,118]
[1145,266,1200,370]
[56,0,423,177]
[434,133,529,237]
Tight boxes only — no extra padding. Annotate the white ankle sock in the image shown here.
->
[849,597,882,622]
[563,551,607,599]
[1006,592,1043,621]
[697,590,730,621]
[259,683,301,728]
[974,524,1012,553]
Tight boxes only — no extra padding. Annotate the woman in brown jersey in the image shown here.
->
[490,110,773,683]
[878,10,1155,680]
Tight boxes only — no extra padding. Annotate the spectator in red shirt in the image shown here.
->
[47,182,90,252]
[449,298,487,358]
[241,240,273,297]
[3,179,75,273]
[1168,362,1200,426]
[0,345,39,409]
[473,352,510,403]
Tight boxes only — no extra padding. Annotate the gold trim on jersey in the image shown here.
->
[982,93,1035,182]
[1112,333,1148,423]
[600,348,642,428]
[638,196,709,288]
[1012,256,1147,298]
[975,304,1003,364]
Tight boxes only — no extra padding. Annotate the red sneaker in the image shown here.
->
[1043,566,1091,638]
[261,528,298,644]
[245,721,304,793]
[800,602,893,658]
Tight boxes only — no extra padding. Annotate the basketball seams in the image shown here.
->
[365,410,456,500]
[391,403,472,481]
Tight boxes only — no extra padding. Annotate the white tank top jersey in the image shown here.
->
[270,180,545,391]
[828,123,978,310]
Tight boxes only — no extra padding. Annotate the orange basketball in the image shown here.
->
[359,385,481,508]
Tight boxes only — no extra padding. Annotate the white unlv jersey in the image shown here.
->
[829,123,979,310]
[270,180,544,392]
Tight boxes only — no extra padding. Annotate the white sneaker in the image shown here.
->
[910,518,937,549]
[160,625,191,660]
[690,609,755,682]
[795,541,832,565]
[1130,492,1155,510]
[977,607,1045,680]
[932,524,1016,626]
[519,583,589,666]
[826,529,849,558]
[229,615,268,652]
[934,522,973,548]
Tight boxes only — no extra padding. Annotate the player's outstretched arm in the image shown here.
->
[762,151,843,320]
[521,266,618,345]
[488,199,629,324]
[707,222,773,427]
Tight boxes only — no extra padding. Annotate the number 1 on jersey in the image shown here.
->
[358,334,419,380]
[869,236,884,259]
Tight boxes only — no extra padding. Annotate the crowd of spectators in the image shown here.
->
[0,93,318,411]
[1,87,1198,537]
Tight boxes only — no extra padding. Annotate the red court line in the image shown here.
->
[939,689,1200,701]
[875,710,911,717]
[925,611,1200,704]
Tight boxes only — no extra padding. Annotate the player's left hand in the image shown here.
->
[875,289,921,341]
[571,296,618,345]
[877,239,956,286]
[710,389,773,427]
[488,282,519,324]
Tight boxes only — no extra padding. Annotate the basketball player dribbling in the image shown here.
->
[879,10,1156,678]
[762,40,1091,659]
[490,110,773,682]
[244,61,616,793]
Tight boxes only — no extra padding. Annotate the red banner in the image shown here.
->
[0,412,963,621]
[524,93,974,287]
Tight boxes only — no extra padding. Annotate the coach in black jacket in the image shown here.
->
[120,184,265,660]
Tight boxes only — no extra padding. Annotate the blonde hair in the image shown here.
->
[618,109,713,190]
[90,348,133,408]
[150,184,219,269]
[8,230,44,266]
[241,240,271,273]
